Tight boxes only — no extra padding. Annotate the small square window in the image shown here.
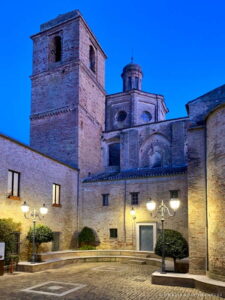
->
[131,192,139,205]
[170,190,179,199]
[102,194,109,206]
[52,183,61,206]
[110,228,118,238]
[8,170,20,198]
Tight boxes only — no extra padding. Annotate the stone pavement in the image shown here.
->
[0,262,223,299]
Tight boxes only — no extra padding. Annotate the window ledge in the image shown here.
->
[8,195,20,200]
[52,203,62,208]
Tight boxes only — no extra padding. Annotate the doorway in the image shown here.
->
[136,223,156,252]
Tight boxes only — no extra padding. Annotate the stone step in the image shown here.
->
[128,259,147,265]
[17,255,170,272]
[37,250,159,261]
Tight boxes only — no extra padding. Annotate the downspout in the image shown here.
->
[76,169,80,248]
[124,179,127,245]
[204,124,209,272]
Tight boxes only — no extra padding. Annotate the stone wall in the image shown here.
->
[103,118,188,171]
[0,134,78,259]
[187,126,207,275]
[81,174,188,249]
[207,104,225,281]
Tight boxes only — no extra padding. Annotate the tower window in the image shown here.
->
[89,45,96,72]
[135,77,139,89]
[109,143,120,167]
[128,77,132,90]
[50,36,62,62]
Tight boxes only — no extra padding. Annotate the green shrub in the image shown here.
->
[78,227,96,247]
[0,218,21,265]
[26,224,53,252]
[78,245,96,250]
[155,229,188,263]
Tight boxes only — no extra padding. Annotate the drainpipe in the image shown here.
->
[204,125,209,272]
[123,180,127,245]
[76,170,80,248]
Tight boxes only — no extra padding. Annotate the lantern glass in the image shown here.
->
[169,198,180,211]
[146,200,156,211]
[40,204,48,215]
[21,201,29,213]
[130,207,136,217]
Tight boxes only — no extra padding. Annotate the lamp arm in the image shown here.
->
[165,205,175,217]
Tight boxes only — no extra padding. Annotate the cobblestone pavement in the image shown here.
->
[0,262,223,300]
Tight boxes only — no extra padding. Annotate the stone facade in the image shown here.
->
[30,10,106,177]
[0,134,78,257]
[81,174,188,249]
[186,85,225,279]
[1,9,225,282]
[207,104,225,281]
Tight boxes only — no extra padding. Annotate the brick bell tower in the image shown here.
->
[30,10,106,177]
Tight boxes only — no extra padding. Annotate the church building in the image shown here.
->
[1,10,225,282]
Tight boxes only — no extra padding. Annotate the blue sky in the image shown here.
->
[0,0,225,143]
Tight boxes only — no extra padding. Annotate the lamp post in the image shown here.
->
[130,207,136,247]
[146,197,180,274]
[21,201,48,263]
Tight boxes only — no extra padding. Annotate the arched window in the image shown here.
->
[89,45,96,72]
[50,36,62,63]
[54,36,62,62]
[109,143,120,167]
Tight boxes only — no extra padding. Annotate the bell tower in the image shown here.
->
[30,10,106,177]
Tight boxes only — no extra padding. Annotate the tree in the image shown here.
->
[78,227,96,247]
[155,229,188,264]
[26,224,53,252]
[0,219,21,265]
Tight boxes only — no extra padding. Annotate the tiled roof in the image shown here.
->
[83,166,187,183]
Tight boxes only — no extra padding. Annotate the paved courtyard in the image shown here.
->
[0,262,223,299]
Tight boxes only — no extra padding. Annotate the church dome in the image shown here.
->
[122,63,143,74]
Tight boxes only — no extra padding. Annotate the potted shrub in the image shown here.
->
[155,229,189,273]
[0,218,21,273]
[78,227,97,249]
[26,224,53,261]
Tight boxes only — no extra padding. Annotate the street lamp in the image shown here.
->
[146,197,180,274]
[21,201,48,263]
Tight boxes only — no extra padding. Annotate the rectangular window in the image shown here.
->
[131,192,139,205]
[52,184,61,206]
[170,190,179,199]
[110,228,118,239]
[102,194,109,206]
[8,170,20,198]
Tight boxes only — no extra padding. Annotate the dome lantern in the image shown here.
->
[121,61,143,92]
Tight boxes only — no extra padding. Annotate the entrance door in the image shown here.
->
[137,224,156,252]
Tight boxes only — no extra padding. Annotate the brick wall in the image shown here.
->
[81,174,188,249]
[207,105,225,281]
[0,135,78,258]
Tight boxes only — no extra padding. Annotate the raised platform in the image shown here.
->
[152,271,225,298]
[17,250,173,273]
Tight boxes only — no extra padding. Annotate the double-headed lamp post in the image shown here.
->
[21,201,48,263]
[146,197,180,274]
